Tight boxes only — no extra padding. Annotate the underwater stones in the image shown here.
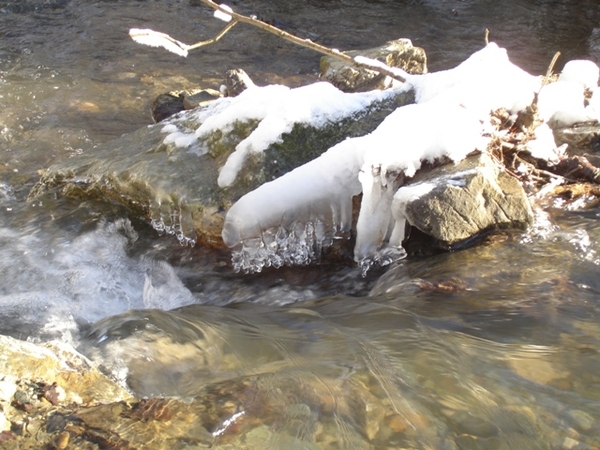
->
[0,336,131,406]
[320,38,427,92]
[398,153,533,249]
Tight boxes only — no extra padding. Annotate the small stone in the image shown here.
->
[508,358,568,385]
[449,411,499,438]
[55,431,70,449]
[183,89,221,109]
[224,68,256,97]
[563,436,580,449]
[387,414,408,433]
[567,409,595,432]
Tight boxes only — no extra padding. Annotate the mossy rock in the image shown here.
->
[29,87,415,249]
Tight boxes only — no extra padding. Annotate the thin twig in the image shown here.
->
[188,20,239,50]
[542,51,561,87]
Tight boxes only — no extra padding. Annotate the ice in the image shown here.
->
[221,44,598,273]
[222,137,364,272]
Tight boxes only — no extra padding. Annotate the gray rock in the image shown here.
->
[553,123,600,157]
[398,153,533,248]
[224,68,256,97]
[182,88,222,110]
[320,38,427,92]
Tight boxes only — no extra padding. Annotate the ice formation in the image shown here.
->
[218,44,599,273]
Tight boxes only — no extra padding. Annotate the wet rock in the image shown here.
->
[0,335,131,407]
[448,411,499,438]
[320,38,427,92]
[182,88,222,109]
[567,409,595,433]
[29,87,414,249]
[508,357,569,385]
[152,92,186,122]
[224,68,256,97]
[399,152,533,250]
[553,123,600,156]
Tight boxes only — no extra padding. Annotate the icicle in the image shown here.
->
[150,198,197,247]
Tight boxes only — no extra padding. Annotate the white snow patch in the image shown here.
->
[558,60,599,89]
[214,4,233,22]
[525,122,565,164]
[207,82,393,187]
[537,80,595,126]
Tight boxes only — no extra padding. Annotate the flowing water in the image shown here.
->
[2,0,600,448]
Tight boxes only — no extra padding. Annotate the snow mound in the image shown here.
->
[160,82,396,188]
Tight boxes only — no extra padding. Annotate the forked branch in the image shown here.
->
[129,0,408,83]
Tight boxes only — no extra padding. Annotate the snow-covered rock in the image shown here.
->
[396,153,533,248]
[320,38,427,92]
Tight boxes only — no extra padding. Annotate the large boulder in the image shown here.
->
[29,86,415,248]
[397,153,534,251]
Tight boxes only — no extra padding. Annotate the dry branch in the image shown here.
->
[130,0,408,83]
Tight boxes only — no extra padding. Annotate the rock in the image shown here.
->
[224,68,256,97]
[182,88,222,110]
[398,153,533,250]
[567,409,595,433]
[151,92,185,122]
[153,88,222,122]
[0,335,131,406]
[553,123,600,157]
[448,411,499,438]
[320,38,427,92]
[29,87,414,249]
[508,357,569,385]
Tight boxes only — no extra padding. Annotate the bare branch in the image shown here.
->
[187,20,238,51]
[198,0,408,83]
[130,0,408,84]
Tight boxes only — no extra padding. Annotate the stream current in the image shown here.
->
[2,0,600,448]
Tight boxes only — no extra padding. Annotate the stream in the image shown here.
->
[1,0,600,448]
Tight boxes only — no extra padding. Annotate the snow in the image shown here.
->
[155,43,598,273]
[220,43,553,272]
[558,60,599,89]
[537,80,594,126]
[203,82,394,187]
[214,4,233,22]
[129,28,189,57]
[525,123,566,164]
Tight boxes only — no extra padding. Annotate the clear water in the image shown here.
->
[1,0,600,448]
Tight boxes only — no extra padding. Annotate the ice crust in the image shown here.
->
[217,44,599,273]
